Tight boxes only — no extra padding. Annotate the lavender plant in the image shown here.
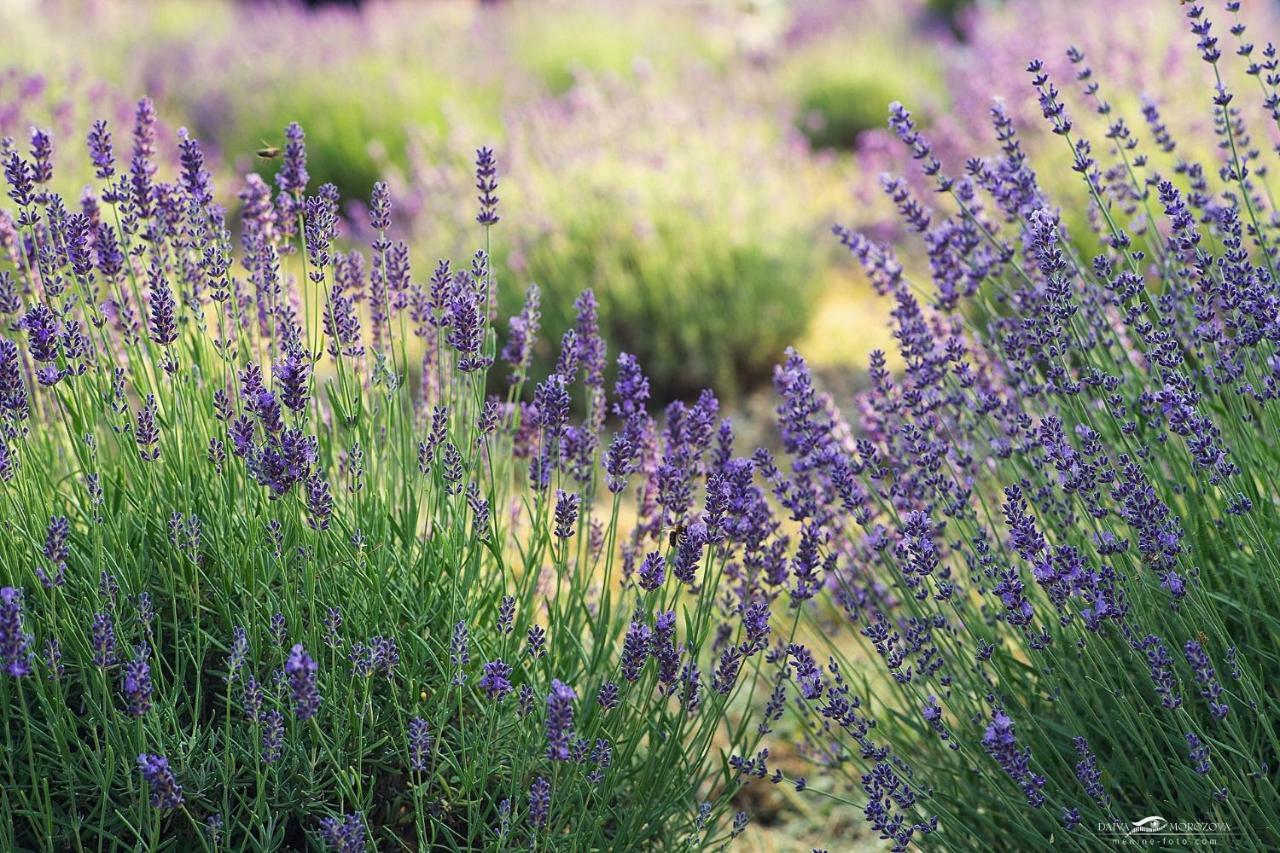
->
[737,3,1280,849]
[0,103,781,849]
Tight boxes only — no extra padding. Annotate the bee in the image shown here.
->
[668,522,688,550]
[1197,630,1209,647]
[256,141,283,160]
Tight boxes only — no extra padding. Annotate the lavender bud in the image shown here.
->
[0,587,33,677]
[285,643,321,720]
[137,754,183,810]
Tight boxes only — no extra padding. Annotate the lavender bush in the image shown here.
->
[6,1,1280,850]
[0,104,784,848]
[739,3,1280,849]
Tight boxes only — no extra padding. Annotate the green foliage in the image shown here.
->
[395,73,838,405]
[203,65,494,208]
[505,192,819,403]
[793,69,904,150]
[507,5,724,95]
[785,38,943,150]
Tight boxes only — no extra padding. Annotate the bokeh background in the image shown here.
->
[4,0,1273,847]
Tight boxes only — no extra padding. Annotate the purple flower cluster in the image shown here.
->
[286,643,320,720]
[121,646,153,716]
[319,813,366,853]
[256,709,282,764]
[137,754,183,810]
[545,679,577,761]
[983,711,1046,808]
[474,146,499,227]
[0,587,33,677]
[479,659,513,701]
[408,717,432,772]
[1184,640,1229,720]
[528,776,551,828]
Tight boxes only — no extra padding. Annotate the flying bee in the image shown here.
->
[1197,630,1209,647]
[668,522,688,550]
[256,141,283,160]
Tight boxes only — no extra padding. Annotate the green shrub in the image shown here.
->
[784,38,943,150]
[467,76,832,404]
[199,61,494,207]
[505,190,820,402]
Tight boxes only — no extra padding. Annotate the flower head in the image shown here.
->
[545,679,577,761]
[285,643,321,720]
[408,717,432,771]
[479,659,513,701]
[0,587,33,677]
[528,776,550,828]
[121,646,153,715]
[137,754,183,810]
[474,146,499,226]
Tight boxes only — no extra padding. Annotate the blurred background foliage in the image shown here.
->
[1,0,1266,411]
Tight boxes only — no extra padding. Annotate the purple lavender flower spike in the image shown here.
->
[0,338,29,421]
[285,643,321,720]
[319,813,366,853]
[982,710,1046,808]
[135,395,160,461]
[147,263,178,346]
[545,679,577,761]
[502,284,540,381]
[621,622,652,681]
[1072,737,1109,808]
[372,635,399,677]
[554,490,580,540]
[528,776,550,828]
[262,710,284,763]
[450,620,470,684]
[121,646,153,715]
[176,128,212,211]
[479,659,513,701]
[0,587,33,677]
[277,122,308,198]
[23,306,60,364]
[1186,732,1211,775]
[87,120,114,180]
[638,551,666,591]
[137,754,183,810]
[408,717,432,771]
[1184,640,1229,720]
[91,611,116,668]
[29,128,53,187]
[475,146,499,226]
[498,596,515,635]
[307,474,333,530]
[526,625,546,659]
[275,352,311,413]
[369,181,391,232]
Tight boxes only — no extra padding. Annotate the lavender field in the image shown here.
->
[2,0,1279,850]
